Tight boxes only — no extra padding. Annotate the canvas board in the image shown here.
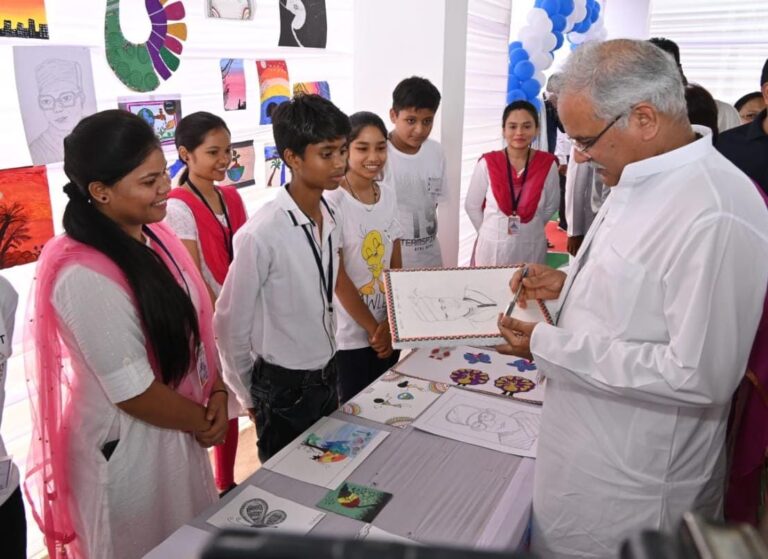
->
[384,266,553,348]
[207,485,324,533]
[219,139,255,188]
[341,370,447,428]
[117,95,182,146]
[412,388,542,458]
[263,416,389,489]
[317,482,392,523]
[392,345,545,405]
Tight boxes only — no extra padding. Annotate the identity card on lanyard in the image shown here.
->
[505,148,530,236]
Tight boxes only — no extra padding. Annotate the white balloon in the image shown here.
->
[530,51,554,71]
[541,32,557,51]
[534,70,546,87]
[568,31,586,45]
[527,8,553,33]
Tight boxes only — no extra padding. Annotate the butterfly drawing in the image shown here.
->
[239,498,287,528]
[463,352,491,365]
[429,347,452,360]
[507,359,537,372]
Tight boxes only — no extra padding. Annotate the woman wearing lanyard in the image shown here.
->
[165,112,247,495]
[24,110,228,559]
[465,100,560,266]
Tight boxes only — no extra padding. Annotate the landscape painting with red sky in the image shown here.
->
[0,166,54,269]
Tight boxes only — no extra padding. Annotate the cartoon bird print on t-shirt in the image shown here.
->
[359,230,386,296]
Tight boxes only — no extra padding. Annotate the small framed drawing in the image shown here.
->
[383,266,553,349]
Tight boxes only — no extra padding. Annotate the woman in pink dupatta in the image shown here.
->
[24,110,228,559]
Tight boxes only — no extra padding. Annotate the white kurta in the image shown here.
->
[529,129,768,559]
[465,156,559,266]
[53,266,217,559]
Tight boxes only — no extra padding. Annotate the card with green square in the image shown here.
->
[316,482,392,523]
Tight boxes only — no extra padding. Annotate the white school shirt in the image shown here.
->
[0,275,18,508]
[214,186,341,409]
[326,182,402,349]
[50,265,217,559]
[528,127,768,559]
[382,139,447,268]
[465,155,560,266]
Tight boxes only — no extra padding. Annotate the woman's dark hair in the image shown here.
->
[502,100,539,128]
[734,91,763,112]
[685,84,719,141]
[175,111,230,185]
[349,111,388,143]
[63,109,199,387]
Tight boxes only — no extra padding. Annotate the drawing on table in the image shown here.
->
[464,352,492,365]
[316,482,392,523]
[494,375,535,396]
[238,498,286,528]
[429,347,453,360]
[450,369,489,387]
[301,423,374,463]
[410,287,498,324]
[507,358,536,372]
[445,404,540,450]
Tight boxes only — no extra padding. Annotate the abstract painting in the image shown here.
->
[412,388,542,458]
[278,0,326,48]
[263,416,388,489]
[118,95,182,146]
[219,140,255,189]
[207,486,324,533]
[221,58,246,110]
[0,0,49,39]
[317,482,392,523]
[256,59,290,125]
[293,80,330,100]
[0,166,54,269]
[13,46,98,165]
[264,145,290,187]
[206,0,253,19]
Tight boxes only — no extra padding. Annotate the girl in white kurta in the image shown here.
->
[465,100,560,266]
[24,110,229,559]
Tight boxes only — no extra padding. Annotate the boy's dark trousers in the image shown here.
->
[250,357,339,463]
[0,487,27,558]
[336,347,401,404]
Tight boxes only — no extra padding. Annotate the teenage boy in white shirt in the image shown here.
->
[214,94,350,462]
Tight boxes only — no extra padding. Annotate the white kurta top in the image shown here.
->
[53,266,217,559]
[529,128,768,559]
[465,156,559,266]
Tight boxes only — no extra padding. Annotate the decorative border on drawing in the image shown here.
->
[383,266,554,345]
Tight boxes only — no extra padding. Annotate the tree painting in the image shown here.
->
[0,166,54,269]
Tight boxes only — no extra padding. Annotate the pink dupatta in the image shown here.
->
[23,222,218,558]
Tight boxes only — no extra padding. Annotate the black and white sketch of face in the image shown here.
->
[38,79,84,133]
[209,0,252,19]
[465,409,513,433]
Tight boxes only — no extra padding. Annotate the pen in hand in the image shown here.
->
[504,266,529,317]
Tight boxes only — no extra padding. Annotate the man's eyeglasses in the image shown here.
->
[573,113,623,154]
[38,91,79,111]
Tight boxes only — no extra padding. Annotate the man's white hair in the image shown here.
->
[559,39,687,126]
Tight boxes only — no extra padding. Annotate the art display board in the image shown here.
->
[316,482,392,523]
[341,370,447,428]
[207,485,325,533]
[384,266,553,348]
[412,388,542,458]
[262,416,389,489]
[392,345,545,405]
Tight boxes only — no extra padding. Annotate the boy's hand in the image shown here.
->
[369,322,393,359]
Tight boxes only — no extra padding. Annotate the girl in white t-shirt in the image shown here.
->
[329,112,403,403]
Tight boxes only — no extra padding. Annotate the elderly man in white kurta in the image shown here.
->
[497,39,768,559]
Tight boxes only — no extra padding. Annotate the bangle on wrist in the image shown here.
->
[210,388,228,398]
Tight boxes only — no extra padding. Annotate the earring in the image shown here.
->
[101,197,108,203]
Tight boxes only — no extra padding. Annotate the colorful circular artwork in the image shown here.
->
[450,369,490,386]
[494,375,535,396]
[428,382,449,394]
[342,402,361,416]
[397,392,414,400]
[385,416,413,428]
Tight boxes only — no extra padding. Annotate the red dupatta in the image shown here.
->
[482,149,557,223]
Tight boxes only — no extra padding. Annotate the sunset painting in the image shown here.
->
[0,0,49,39]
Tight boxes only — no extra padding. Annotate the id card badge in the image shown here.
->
[508,215,521,235]
[0,456,12,492]
[426,176,443,197]
[196,344,210,388]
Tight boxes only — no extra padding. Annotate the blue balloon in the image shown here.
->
[593,2,601,15]
[553,31,564,50]
[535,0,544,6]
[509,47,530,67]
[506,76,522,91]
[551,14,567,32]
[590,5,600,22]
[541,0,560,17]
[528,98,542,112]
[508,41,523,54]
[506,89,527,103]
[521,78,542,99]
[513,60,535,81]
[573,19,590,33]
[559,0,575,16]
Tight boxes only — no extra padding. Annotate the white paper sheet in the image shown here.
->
[341,371,447,428]
[384,266,552,348]
[207,485,325,533]
[143,525,211,559]
[412,388,542,458]
[263,416,389,489]
[357,524,420,545]
[393,345,545,405]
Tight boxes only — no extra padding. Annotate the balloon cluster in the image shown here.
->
[506,0,606,107]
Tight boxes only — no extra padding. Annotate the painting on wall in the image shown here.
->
[293,80,330,100]
[118,95,182,146]
[264,145,290,187]
[13,46,98,165]
[221,58,247,111]
[0,0,49,39]
[256,60,290,125]
[278,0,326,48]
[206,0,254,20]
[219,140,255,189]
[0,166,54,269]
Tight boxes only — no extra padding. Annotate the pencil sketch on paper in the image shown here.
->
[445,404,540,450]
[237,498,286,528]
[409,287,498,324]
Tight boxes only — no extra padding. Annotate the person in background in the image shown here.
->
[717,58,768,195]
[497,39,768,559]
[25,110,226,559]
[649,37,742,133]
[685,83,720,141]
[465,100,559,266]
[0,276,24,558]
[328,111,402,403]
[544,73,571,232]
[382,76,447,268]
[215,95,349,462]
[166,111,248,496]
[563,152,606,257]
[734,91,766,125]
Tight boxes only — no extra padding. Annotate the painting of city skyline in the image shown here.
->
[0,0,49,39]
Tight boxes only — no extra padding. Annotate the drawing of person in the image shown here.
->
[445,404,538,449]
[208,0,253,19]
[410,288,498,323]
[29,59,87,165]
